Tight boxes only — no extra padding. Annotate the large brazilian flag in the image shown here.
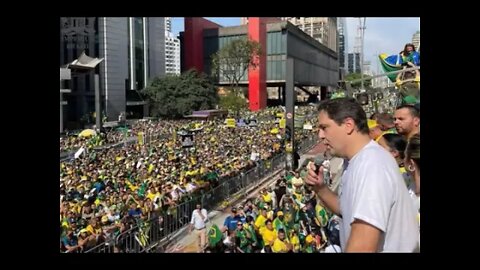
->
[379,54,403,82]
[208,224,223,247]
[378,52,420,82]
[379,52,420,82]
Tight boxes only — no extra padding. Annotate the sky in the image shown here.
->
[172,17,420,73]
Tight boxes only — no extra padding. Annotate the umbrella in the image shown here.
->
[78,129,97,138]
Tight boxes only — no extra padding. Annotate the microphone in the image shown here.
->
[313,155,330,185]
[313,155,325,175]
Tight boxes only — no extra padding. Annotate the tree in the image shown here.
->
[345,72,372,89]
[142,70,219,119]
[219,89,248,116]
[211,38,262,96]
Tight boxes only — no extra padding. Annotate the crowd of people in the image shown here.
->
[199,168,341,253]
[60,97,421,253]
[60,129,130,152]
[59,106,318,253]
[193,99,420,253]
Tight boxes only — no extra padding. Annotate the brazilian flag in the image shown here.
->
[379,52,419,83]
[208,224,223,247]
[315,204,329,227]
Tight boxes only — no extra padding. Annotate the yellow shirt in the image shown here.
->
[146,192,158,201]
[86,225,102,235]
[255,215,267,230]
[272,238,290,253]
[260,228,277,246]
[305,234,314,244]
[290,235,301,252]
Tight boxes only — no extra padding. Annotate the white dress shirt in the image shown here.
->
[190,209,208,229]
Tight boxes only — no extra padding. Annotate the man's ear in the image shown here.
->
[413,116,420,127]
[343,117,356,135]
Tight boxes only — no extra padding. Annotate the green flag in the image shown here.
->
[208,224,223,247]
[246,224,261,249]
[273,217,285,232]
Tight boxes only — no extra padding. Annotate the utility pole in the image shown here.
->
[359,17,366,91]
[285,58,295,171]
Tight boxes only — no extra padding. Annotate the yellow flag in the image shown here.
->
[226,118,236,128]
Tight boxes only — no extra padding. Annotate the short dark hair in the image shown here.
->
[377,113,394,126]
[382,133,407,160]
[317,98,369,134]
[396,104,420,119]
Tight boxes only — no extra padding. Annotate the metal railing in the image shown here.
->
[81,134,317,253]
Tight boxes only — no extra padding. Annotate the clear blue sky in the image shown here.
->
[172,17,420,73]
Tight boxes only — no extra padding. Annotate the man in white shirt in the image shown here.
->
[305,98,419,252]
[189,204,208,253]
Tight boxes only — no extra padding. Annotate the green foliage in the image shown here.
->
[211,38,262,89]
[345,72,372,88]
[142,70,219,119]
[219,90,247,114]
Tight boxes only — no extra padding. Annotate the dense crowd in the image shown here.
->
[60,106,318,252]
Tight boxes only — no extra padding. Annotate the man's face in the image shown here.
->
[394,108,418,136]
[278,231,285,240]
[317,111,348,158]
[266,221,273,230]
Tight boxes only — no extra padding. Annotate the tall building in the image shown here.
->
[412,30,420,51]
[165,31,181,75]
[182,18,339,111]
[280,17,337,52]
[60,17,165,129]
[363,60,372,76]
[347,18,364,75]
[165,17,172,33]
[337,18,348,73]
[347,52,361,74]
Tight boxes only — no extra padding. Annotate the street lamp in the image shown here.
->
[61,51,104,132]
